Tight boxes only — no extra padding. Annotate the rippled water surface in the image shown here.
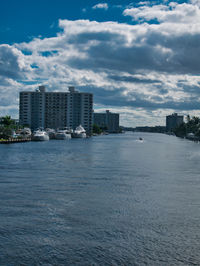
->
[1,132,200,265]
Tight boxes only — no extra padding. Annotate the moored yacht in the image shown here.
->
[46,128,56,139]
[20,128,32,138]
[32,129,49,141]
[72,125,86,138]
[55,127,72,140]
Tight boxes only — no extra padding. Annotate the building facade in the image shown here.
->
[19,86,93,135]
[93,110,120,133]
[166,113,184,132]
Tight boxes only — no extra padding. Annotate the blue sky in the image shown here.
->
[0,0,200,126]
[0,0,137,44]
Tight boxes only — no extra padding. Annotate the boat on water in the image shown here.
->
[55,127,72,140]
[45,128,56,139]
[20,128,32,138]
[32,129,49,141]
[72,125,87,138]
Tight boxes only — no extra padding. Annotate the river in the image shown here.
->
[0,132,200,265]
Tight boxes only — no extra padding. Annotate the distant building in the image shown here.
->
[19,86,93,135]
[93,110,120,133]
[166,113,184,132]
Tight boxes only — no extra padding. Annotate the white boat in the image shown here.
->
[55,127,71,140]
[72,125,86,138]
[45,128,56,139]
[20,128,32,138]
[32,129,49,141]
[186,132,197,140]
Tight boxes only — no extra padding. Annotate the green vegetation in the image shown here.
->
[1,116,15,127]
[0,127,13,140]
[174,116,200,138]
[92,124,110,134]
[93,124,102,134]
[119,127,123,133]
[0,116,17,140]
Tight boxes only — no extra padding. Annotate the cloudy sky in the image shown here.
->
[0,0,200,126]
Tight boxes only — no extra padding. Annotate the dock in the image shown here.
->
[0,138,31,144]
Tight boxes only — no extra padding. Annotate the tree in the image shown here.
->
[0,127,13,139]
[93,124,102,134]
[1,116,14,127]
[174,116,200,138]
[173,122,186,137]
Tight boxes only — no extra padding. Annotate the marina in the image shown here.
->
[0,125,88,144]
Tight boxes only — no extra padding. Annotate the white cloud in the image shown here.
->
[0,44,28,79]
[123,2,200,24]
[92,3,108,10]
[2,1,200,125]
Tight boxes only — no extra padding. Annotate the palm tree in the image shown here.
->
[1,116,14,127]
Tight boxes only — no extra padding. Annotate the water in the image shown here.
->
[0,132,200,265]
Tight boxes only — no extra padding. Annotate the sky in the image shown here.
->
[0,0,200,127]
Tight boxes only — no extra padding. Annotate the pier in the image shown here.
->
[0,138,31,144]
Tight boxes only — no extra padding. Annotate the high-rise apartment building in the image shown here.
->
[19,86,93,135]
[93,110,120,133]
[166,113,184,132]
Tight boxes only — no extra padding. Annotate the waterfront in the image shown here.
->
[0,132,200,265]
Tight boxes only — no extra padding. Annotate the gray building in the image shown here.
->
[94,110,120,133]
[166,113,184,132]
[19,86,93,135]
